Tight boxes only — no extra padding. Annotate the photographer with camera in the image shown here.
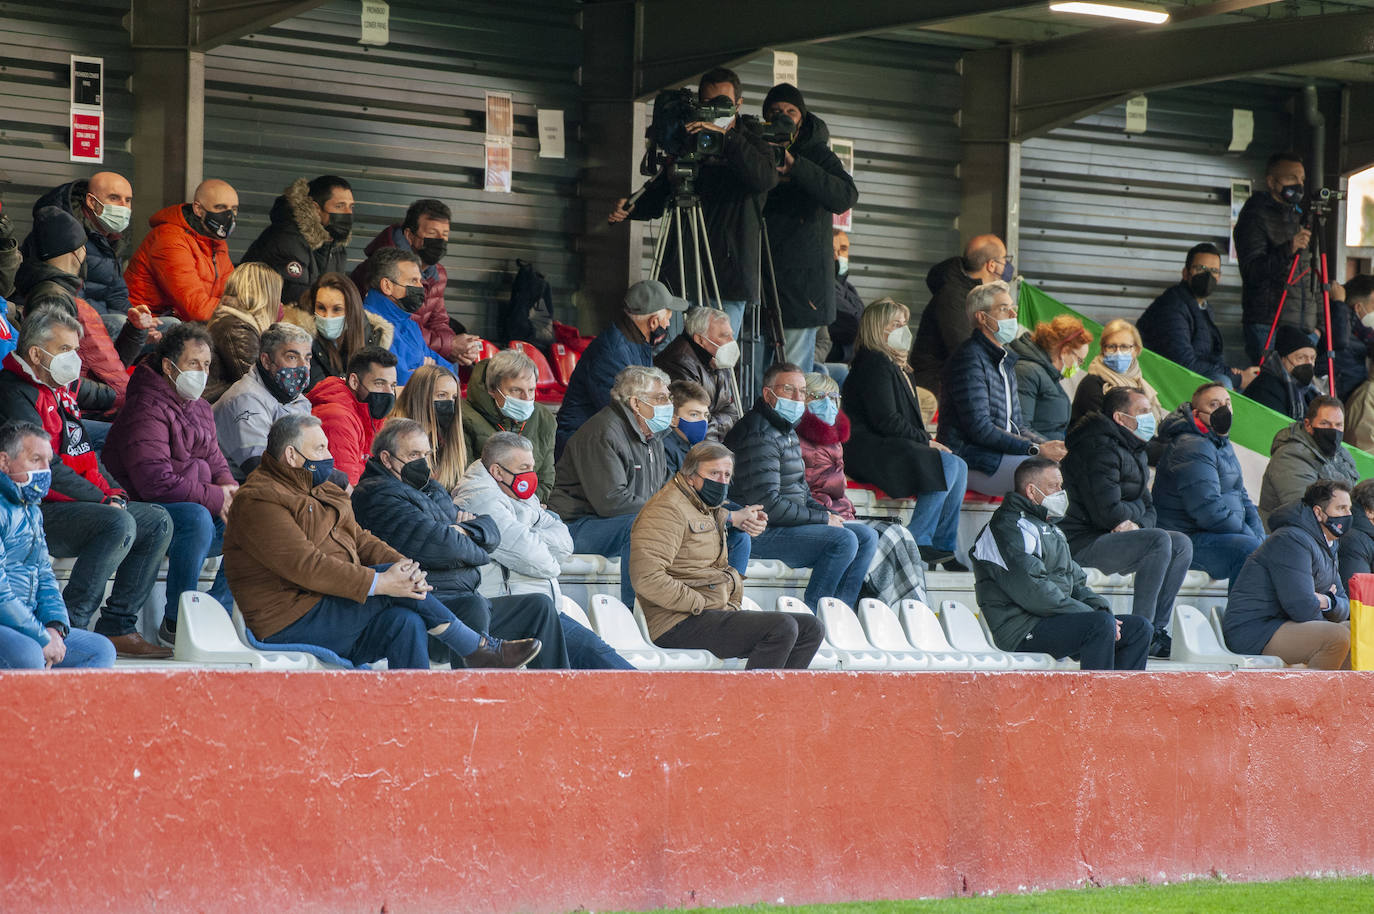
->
[608,67,779,342]
[759,84,858,374]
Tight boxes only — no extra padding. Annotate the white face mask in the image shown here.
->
[41,349,81,388]
[836,256,849,277]
[1040,489,1069,520]
[887,325,913,352]
[712,112,736,130]
[92,199,131,235]
[711,338,740,370]
[1361,311,1374,332]
[172,365,208,401]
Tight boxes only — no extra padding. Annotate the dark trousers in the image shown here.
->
[656,610,824,670]
[1073,529,1192,633]
[1022,611,1150,671]
[442,591,570,670]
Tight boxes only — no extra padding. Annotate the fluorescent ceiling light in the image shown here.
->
[1049,1,1172,24]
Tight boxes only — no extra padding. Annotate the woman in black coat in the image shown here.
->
[841,297,968,565]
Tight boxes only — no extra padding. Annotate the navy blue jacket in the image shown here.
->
[1338,507,1374,591]
[1152,404,1263,539]
[724,398,830,528]
[1319,298,1373,400]
[23,181,128,315]
[1223,500,1349,655]
[935,331,1042,476]
[1137,281,1235,384]
[555,314,652,457]
[350,458,500,602]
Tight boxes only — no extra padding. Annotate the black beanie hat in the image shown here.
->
[32,206,87,262]
[1274,324,1315,358]
[763,83,807,119]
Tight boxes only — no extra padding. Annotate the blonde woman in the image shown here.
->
[1070,317,1165,425]
[841,297,969,569]
[393,364,467,491]
[206,262,282,402]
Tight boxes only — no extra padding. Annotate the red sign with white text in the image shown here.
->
[71,111,103,163]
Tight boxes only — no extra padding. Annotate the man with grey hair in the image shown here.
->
[936,280,1067,496]
[0,305,174,657]
[214,321,315,481]
[462,348,556,502]
[360,246,454,384]
[654,305,741,440]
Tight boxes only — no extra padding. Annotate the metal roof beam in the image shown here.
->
[130,0,325,51]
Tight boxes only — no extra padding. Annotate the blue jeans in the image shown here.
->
[0,626,115,669]
[783,327,819,373]
[570,513,750,607]
[751,521,879,610]
[1188,531,1263,588]
[161,502,230,625]
[906,450,969,552]
[84,419,112,454]
[562,613,634,669]
[819,362,850,387]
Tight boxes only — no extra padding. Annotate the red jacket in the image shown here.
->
[307,376,382,486]
[351,225,458,358]
[124,204,233,321]
[73,295,130,411]
[797,409,856,521]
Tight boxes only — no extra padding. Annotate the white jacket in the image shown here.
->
[212,364,311,480]
[453,460,573,587]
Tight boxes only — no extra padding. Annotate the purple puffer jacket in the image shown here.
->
[104,363,236,514]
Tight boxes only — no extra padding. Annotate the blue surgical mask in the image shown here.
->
[16,468,51,504]
[316,314,346,340]
[807,397,839,426]
[1131,412,1156,443]
[993,317,1019,345]
[299,455,335,488]
[1104,353,1134,374]
[645,402,673,434]
[676,418,709,445]
[1000,257,1016,282]
[771,394,805,426]
[498,392,535,423]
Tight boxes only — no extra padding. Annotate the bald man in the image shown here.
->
[24,171,134,316]
[911,233,1014,395]
[125,179,239,322]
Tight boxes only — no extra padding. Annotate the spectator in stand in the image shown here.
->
[351,198,482,367]
[223,413,537,670]
[1070,318,1165,426]
[351,419,565,668]
[284,272,392,393]
[632,440,824,669]
[242,175,353,306]
[102,323,236,646]
[307,346,397,487]
[556,280,686,457]
[23,171,133,316]
[358,247,454,384]
[1344,357,1374,453]
[0,188,18,299]
[1224,479,1352,669]
[843,297,968,569]
[1060,386,1193,658]
[936,281,1066,496]
[726,361,877,610]
[453,432,633,669]
[463,349,554,503]
[1338,479,1374,589]
[970,456,1149,671]
[654,305,740,440]
[213,322,314,480]
[1243,323,1318,421]
[123,178,238,322]
[1011,314,1092,441]
[1320,273,1373,400]
[911,233,1011,394]
[391,364,465,491]
[663,380,711,476]
[760,82,859,373]
[0,306,173,658]
[1259,395,1358,527]
[206,263,283,403]
[1234,152,1313,363]
[0,421,115,670]
[1138,242,1258,390]
[818,229,864,372]
[1153,383,1265,587]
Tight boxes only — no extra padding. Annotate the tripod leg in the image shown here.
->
[1264,250,1304,354]
[673,208,688,301]
[649,212,672,281]
[1320,250,1335,397]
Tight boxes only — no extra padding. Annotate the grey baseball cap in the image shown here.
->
[624,279,688,315]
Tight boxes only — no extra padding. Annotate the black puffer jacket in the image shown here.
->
[653,332,738,440]
[23,181,128,315]
[724,398,830,527]
[1242,351,1310,421]
[827,275,864,362]
[350,458,500,602]
[911,256,980,394]
[1059,411,1156,553]
[1233,190,1310,328]
[762,113,858,329]
[841,347,947,497]
[1339,506,1374,590]
[241,178,349,305]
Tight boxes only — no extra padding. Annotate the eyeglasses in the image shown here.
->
[806,393,839,403]
[770,383,803,398]
[641,393,671,406]
[1101,343,1137,354]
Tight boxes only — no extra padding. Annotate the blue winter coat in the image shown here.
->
[23,181,129,314]
[555,314,652,457]
[1152,404,1263,539]
[1223,499,1349,656]
[1137,281,1235,384]
[0,473,68,646]
[360,288,453,385]
[350,458,500,603]
[935,331,1042,475]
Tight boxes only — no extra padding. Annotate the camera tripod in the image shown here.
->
[1261,200,1336,396]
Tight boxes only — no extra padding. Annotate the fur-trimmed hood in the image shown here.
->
[282,304,395,351]
[266,178,338,250]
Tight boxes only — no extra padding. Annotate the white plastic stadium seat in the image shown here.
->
[772,596,843,670]
[1208,605,1227,646]
[939,600,1060,670]
[1172,604,1284,670]
[814,597,900,670]
[856,598,967,670]
[586,594,721,670]
[896,599,1016,670]
[178,593,326,669]
[557,595,592,629]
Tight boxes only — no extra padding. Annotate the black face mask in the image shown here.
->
[1280,184,1304,205]
[1322,511,1352,539]
[364,390,396,421]
[649,325,668,347]
[1311,426,1343,458]
[433,398,456,431]
[417,237,446,266]
[395,455,431,490]
[398,285,425,313]
[697,477,729,508]
[1291,363,1316,387]
[199,208,236,240]
[324,212,352,242]
[1207,405,1233,436]
[1187,272,1217,299]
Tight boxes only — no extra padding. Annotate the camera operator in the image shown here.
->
[759,84,859,374]
[1234,151,1316,364]
[608,67,779,341]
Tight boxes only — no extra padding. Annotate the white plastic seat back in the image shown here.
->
[1173,604,1283,669]
[854,599,936,671]
[180,593,321,669]
[939,601,1058,670]
[740,595,765,614]
[586,594,719,670]
[816,597,895,670]
[558,595,592,629]
[1208,605,1227,646]
[774,595,841,670]
[897,599,1011,670]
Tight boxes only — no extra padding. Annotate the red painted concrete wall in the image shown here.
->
[4,670,1373,913]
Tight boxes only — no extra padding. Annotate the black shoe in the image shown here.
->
[465,636,541,669]
[1150,630,1173,660]
[157,618,177,649]
[939,557,970,573]
[918,545,953,564]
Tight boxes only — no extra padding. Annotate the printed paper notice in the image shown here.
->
[1229,108,1254,152]
[486,92,513,140]
[773,50,798,87]
[70,111,103,163]
[360,0,389,46]
[485,143,512,193]
[831,139,854,231]
[537,108,564,159]
[1125,95,1147,134]
[485,92,515,192]
[1229,180,1251,262]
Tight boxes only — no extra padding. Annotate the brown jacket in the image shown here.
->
[222,451,403,638]
[629,473,742,641]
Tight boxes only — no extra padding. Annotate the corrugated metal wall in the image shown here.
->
[203,0,582,335]
[0,0,135,245]
[1019,81,1299,353]
[638,38,964,312]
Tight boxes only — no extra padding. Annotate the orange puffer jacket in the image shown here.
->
[124,204,233,321]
